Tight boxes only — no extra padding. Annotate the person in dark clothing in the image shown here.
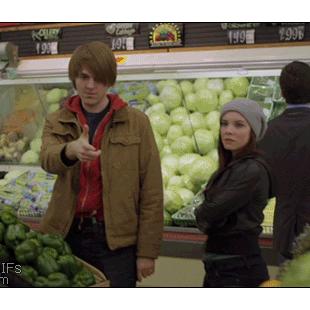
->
[195,99,274,287]
[259,61,310,262]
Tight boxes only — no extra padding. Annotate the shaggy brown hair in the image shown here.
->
[68,41,117,88]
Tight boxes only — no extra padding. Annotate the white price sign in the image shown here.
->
[228,29,255,45]
[111,37,134,51]
[35,42,58,55]
[279,26,305,41]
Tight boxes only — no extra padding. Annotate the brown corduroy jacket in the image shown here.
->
[39,99,163,259]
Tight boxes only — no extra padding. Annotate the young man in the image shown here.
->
[259,61,310,262]
[39,41,163,287]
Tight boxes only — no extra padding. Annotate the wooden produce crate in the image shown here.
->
[76,257,110,288]
[0,256,109,288]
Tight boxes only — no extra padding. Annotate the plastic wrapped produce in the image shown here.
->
[171,188,206,227]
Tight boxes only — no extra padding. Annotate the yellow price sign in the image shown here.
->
[115,56,128,65]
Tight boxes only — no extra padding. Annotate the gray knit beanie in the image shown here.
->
[220,99,267,141]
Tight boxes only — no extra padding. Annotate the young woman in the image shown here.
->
[195,99,274,287]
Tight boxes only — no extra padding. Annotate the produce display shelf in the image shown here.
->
[161,226,277,266]
[21,217,277,266]
[0,164,44,172]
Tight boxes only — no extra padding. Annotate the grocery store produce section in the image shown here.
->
[0,77,280,231]
[3,45,305,266]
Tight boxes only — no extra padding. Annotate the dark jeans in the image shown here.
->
[66,218,137,288]
[202,253,269,287]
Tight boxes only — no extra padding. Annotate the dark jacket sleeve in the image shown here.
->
[195,161,261,232]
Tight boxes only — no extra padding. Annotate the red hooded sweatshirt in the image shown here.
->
[65,94,127,220]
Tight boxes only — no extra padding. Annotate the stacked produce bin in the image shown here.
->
[0,206,109,287]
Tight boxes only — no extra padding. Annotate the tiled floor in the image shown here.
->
[138,256,279,287]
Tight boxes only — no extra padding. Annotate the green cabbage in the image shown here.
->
[30,138,42,153]
[212,129,220,143]
[193,78,209,92]
[145,103,166,116]
[179,80,194,96]
[175,188,195,205]
[156,80,180,93]
[161,154,180,175]
[171,136,194,156]
[168,175,185,188]
[181,112,206,136]
[187,156,218,186]
[167,125,184,145]
[165,79,179,87]
[153,130,164,151]
[160,145,173,158]
[46,88,65,104]
[184,93,197,111]
[207,79,224,95]
[189,112,207,130]
[181,118,195,136]
[20,150,39,164]
[149,112,171,136]
[62,89,69,98]
[193,129,215,155]
[164,209,173,226]
[159,85,183,112]
[162,166,173,187]
[219,89,234,107]
[181,174,197,193]
[224,77,249,97]
[170,107,189,125]
[195,89,218,113]
[156,80,182,95]
[178,153,200,175]
[164,189,184,215]
[205,111,220,131]
[48,103,60,113]
[207,149,219,166]
[146,93,160,105]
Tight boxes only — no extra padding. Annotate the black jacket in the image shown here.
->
[195,154,274,255]
[259,107,310,257]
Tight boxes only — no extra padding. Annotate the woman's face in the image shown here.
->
[220,111,251,154]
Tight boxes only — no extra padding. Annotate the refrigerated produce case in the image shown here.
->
[1,45,310,266]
